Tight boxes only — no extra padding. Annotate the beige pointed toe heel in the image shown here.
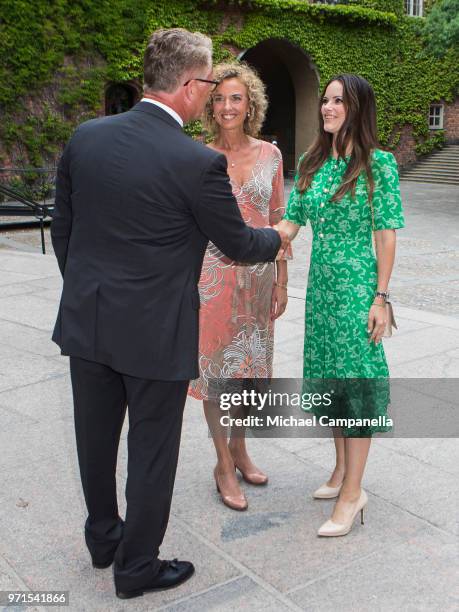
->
[317,489,368,537]
[313,482,342,499]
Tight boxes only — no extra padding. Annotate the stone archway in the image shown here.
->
[105,83,140,115]
[240,39,319,174]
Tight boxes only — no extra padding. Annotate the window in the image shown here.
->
[105,83,137,116]
[405,0,423,16]
[428,104,444,129]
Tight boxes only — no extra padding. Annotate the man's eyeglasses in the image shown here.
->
[183,78,220,92]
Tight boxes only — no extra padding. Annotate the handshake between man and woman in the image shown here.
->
[51,24,404,600]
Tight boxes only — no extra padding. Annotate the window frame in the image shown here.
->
[405,0,424,17]
[428,104,444,130]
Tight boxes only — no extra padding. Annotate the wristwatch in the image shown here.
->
[375,291,389,301]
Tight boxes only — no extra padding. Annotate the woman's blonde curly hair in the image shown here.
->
[203,62,268,138]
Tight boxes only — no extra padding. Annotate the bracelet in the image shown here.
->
[375,290,389,301]
[372,302,386,308]
[276,282,288,289]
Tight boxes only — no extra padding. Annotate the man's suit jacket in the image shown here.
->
[51,101,281,380]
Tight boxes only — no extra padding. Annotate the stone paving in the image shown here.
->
[0,180,458,611]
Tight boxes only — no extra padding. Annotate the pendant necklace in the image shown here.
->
[227,153,236,168]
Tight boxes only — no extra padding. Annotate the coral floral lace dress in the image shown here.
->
[189,141,291,400]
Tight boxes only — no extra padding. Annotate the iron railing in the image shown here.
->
[0,168,56,254]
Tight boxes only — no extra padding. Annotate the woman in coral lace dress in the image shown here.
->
[188,63,291,510]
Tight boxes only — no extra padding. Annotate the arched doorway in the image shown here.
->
[105,83,140,115]
[240,39,319,174]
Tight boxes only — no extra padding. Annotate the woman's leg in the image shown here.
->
[327,427,346,487]
[228,402,268,484]
[331,437,371,524]
[203,400,246,500]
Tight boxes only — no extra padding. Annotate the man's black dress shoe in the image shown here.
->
[116,559,195,599]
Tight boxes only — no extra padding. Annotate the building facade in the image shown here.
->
[0,0,458,171]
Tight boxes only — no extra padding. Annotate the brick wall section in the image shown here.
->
[393,97,459,168]
[393,125,417,168]
[444,97,459,142]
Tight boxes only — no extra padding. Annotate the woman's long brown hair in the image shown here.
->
[297,74,379,202]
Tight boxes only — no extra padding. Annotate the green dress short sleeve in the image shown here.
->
[283,155,308,226]
[371,150,405,231]
[288,151,405,435]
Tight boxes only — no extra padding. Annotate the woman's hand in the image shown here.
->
[371,229,396,344]
[271,284,288,321]
[273,220,298,260]
[274,220,301,241]
[367,302,386,345]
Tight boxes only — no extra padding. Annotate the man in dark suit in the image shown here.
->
[51,28,288,599]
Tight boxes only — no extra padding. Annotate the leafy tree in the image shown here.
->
[424,0,459,56]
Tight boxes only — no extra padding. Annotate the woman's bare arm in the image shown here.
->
[368,229,397,344]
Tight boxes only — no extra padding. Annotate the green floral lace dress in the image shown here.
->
[283,149,405,436]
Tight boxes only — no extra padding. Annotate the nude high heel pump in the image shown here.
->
[214,467,248,511]
[317,489,368,537]
[234,463,268,486]
[229,448,268,485]
[313,482,342,499]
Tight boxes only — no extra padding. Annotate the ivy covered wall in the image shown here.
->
[0,0,457,167]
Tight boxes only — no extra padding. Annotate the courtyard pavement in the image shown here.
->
[0,180,458,611]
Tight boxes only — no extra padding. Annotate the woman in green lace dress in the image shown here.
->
[276,74,404,537]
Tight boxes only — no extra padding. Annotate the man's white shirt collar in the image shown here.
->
[140,98,184,127]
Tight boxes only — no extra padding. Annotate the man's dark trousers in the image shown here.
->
[70,356,188,592]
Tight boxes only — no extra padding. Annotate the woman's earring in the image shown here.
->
[247,111,251,117]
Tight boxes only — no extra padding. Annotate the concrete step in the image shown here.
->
[402,172,459,176]
[403,179,459,185]
[419,155,459,159]
[429,150,459,157]
[402,146,459,185]
[426,155,459,160]
[403,169,459,176]
[419,157,459,166]
[416,162,459,172]
[403,173,459,179]
[413,167,459,172]
[402,170,459,174]
[404,165,459,172]
[418,158,459,163]
[402,172,459,181]
[402,177,459,185]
